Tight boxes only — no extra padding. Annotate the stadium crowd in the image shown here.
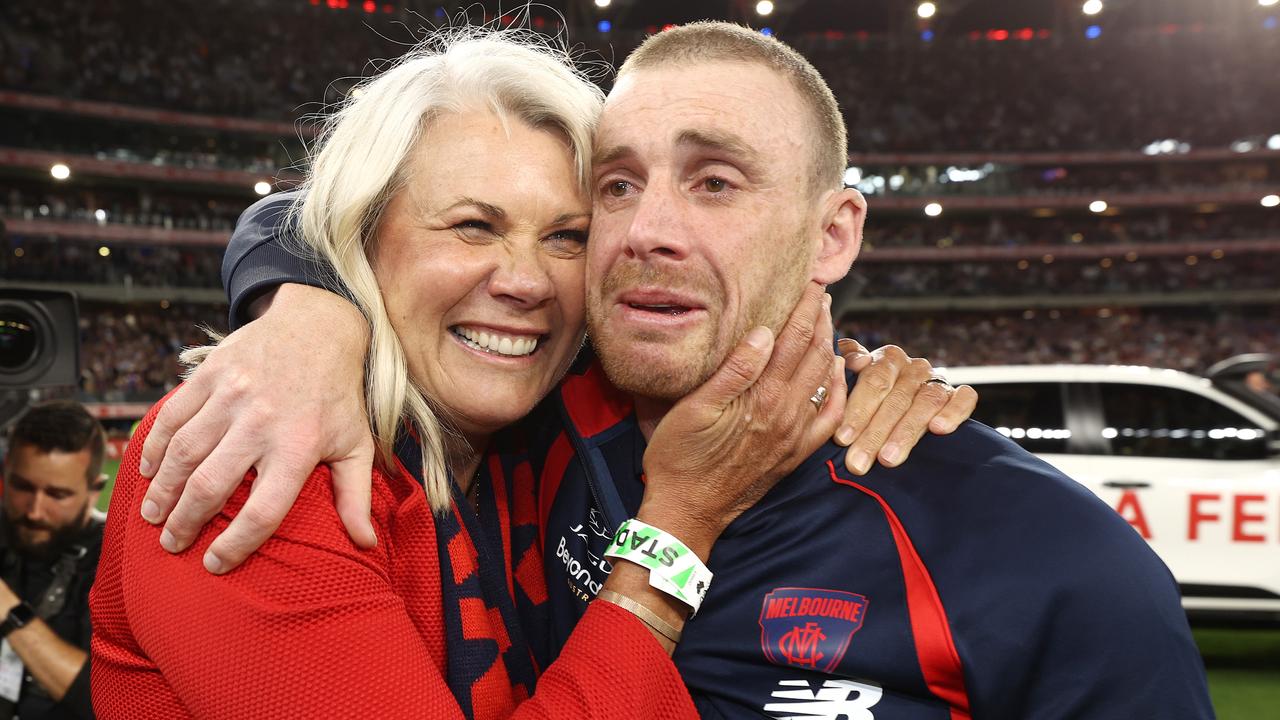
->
[863,210,1280,249]
[840,307,1280,374]
[859,159,1280,198]
[2,237,224,289]
[3,183,246,232]
[855,253,1276,298]
[0,108,294,175]
[3,1,1278,153]
[77,303,227,400]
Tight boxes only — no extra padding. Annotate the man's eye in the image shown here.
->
[703,177,728,193]
[606,181,631,198]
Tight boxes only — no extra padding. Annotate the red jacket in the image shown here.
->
[90,398,698,719]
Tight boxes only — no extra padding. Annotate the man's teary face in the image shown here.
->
[2,444,96,561]
[586,60,820,401]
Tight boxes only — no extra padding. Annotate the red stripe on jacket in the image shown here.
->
[827,461,972,719]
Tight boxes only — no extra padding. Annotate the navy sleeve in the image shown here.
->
[902,427,1216,720]
[222,190,335,329]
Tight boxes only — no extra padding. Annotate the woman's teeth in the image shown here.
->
[452,327,539,357]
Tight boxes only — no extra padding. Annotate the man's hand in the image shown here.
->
[834,338,979,474]
[138,284,375,573]
[639,283,845,552]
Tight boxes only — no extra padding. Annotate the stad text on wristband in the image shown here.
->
[603,518,714,615]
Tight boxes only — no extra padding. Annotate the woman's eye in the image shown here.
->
[455,220,491,232]
[703,177,728,193]
[546,230,589,257]
[606,181,631,198]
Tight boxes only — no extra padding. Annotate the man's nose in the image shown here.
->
[624,182,690,262]
[27,492,49,521]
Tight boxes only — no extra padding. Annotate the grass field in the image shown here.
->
[96,459,1277,715]
[1196,627,1280,719]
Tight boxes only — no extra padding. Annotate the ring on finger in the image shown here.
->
[923,375,951,388]
[809,385,829,411]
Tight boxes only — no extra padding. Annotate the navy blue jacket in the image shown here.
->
[225,193,1215,719]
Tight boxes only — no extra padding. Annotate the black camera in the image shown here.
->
[0,288,80,390]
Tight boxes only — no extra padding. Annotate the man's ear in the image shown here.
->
[811,188,866,285]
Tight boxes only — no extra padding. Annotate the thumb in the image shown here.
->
[682,326,774,413]
[331,439,377,548]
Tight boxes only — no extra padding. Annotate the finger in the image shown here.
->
[761,283,825,380]
[141,402,235,525]
[928,384,979,434]
[845,357,935,472]
[836,338,872,373]
[683,326,775,413]
[331,438,378,549]
[157,433,258,553]
[801,355,848,452]
[833,345,909,451]
[876,379,954,468]
[139,381,211,479]
[842,379,917,475]
[201,458,311,574]
[784,295,838,414]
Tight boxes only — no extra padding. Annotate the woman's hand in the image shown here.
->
[137,284,375,573]
[834,339,978,474]
[638,283,844,556]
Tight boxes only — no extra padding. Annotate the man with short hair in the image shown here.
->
[0,401,103,720]
[142,22,1211,718]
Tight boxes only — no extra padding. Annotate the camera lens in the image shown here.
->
[0,308,40,371]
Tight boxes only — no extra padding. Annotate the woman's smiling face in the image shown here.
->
[369,110,590,440]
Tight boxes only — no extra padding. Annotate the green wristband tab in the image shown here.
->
[604,518,714,615]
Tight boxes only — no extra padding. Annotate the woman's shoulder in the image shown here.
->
[113,389,425,562]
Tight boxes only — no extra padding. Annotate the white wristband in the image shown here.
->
[604,518,714,615]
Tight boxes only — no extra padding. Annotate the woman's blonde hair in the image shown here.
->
[190,28,604,512]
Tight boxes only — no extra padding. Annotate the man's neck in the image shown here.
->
[633,395,676,442]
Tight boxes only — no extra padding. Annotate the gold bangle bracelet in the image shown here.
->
[596,589,684,644]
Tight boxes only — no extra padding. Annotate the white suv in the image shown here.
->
[944,355,1280,624]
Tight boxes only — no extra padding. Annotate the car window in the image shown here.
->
[969,383,1070,453]
[1098,383,1268,460]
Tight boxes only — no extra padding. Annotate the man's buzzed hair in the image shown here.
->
[617,21,847,195]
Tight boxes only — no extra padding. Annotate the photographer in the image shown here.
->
[0,401,102,720]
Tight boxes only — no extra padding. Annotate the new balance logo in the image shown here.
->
[763,679,882,720]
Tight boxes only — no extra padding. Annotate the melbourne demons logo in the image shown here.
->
[759,588,868,673]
